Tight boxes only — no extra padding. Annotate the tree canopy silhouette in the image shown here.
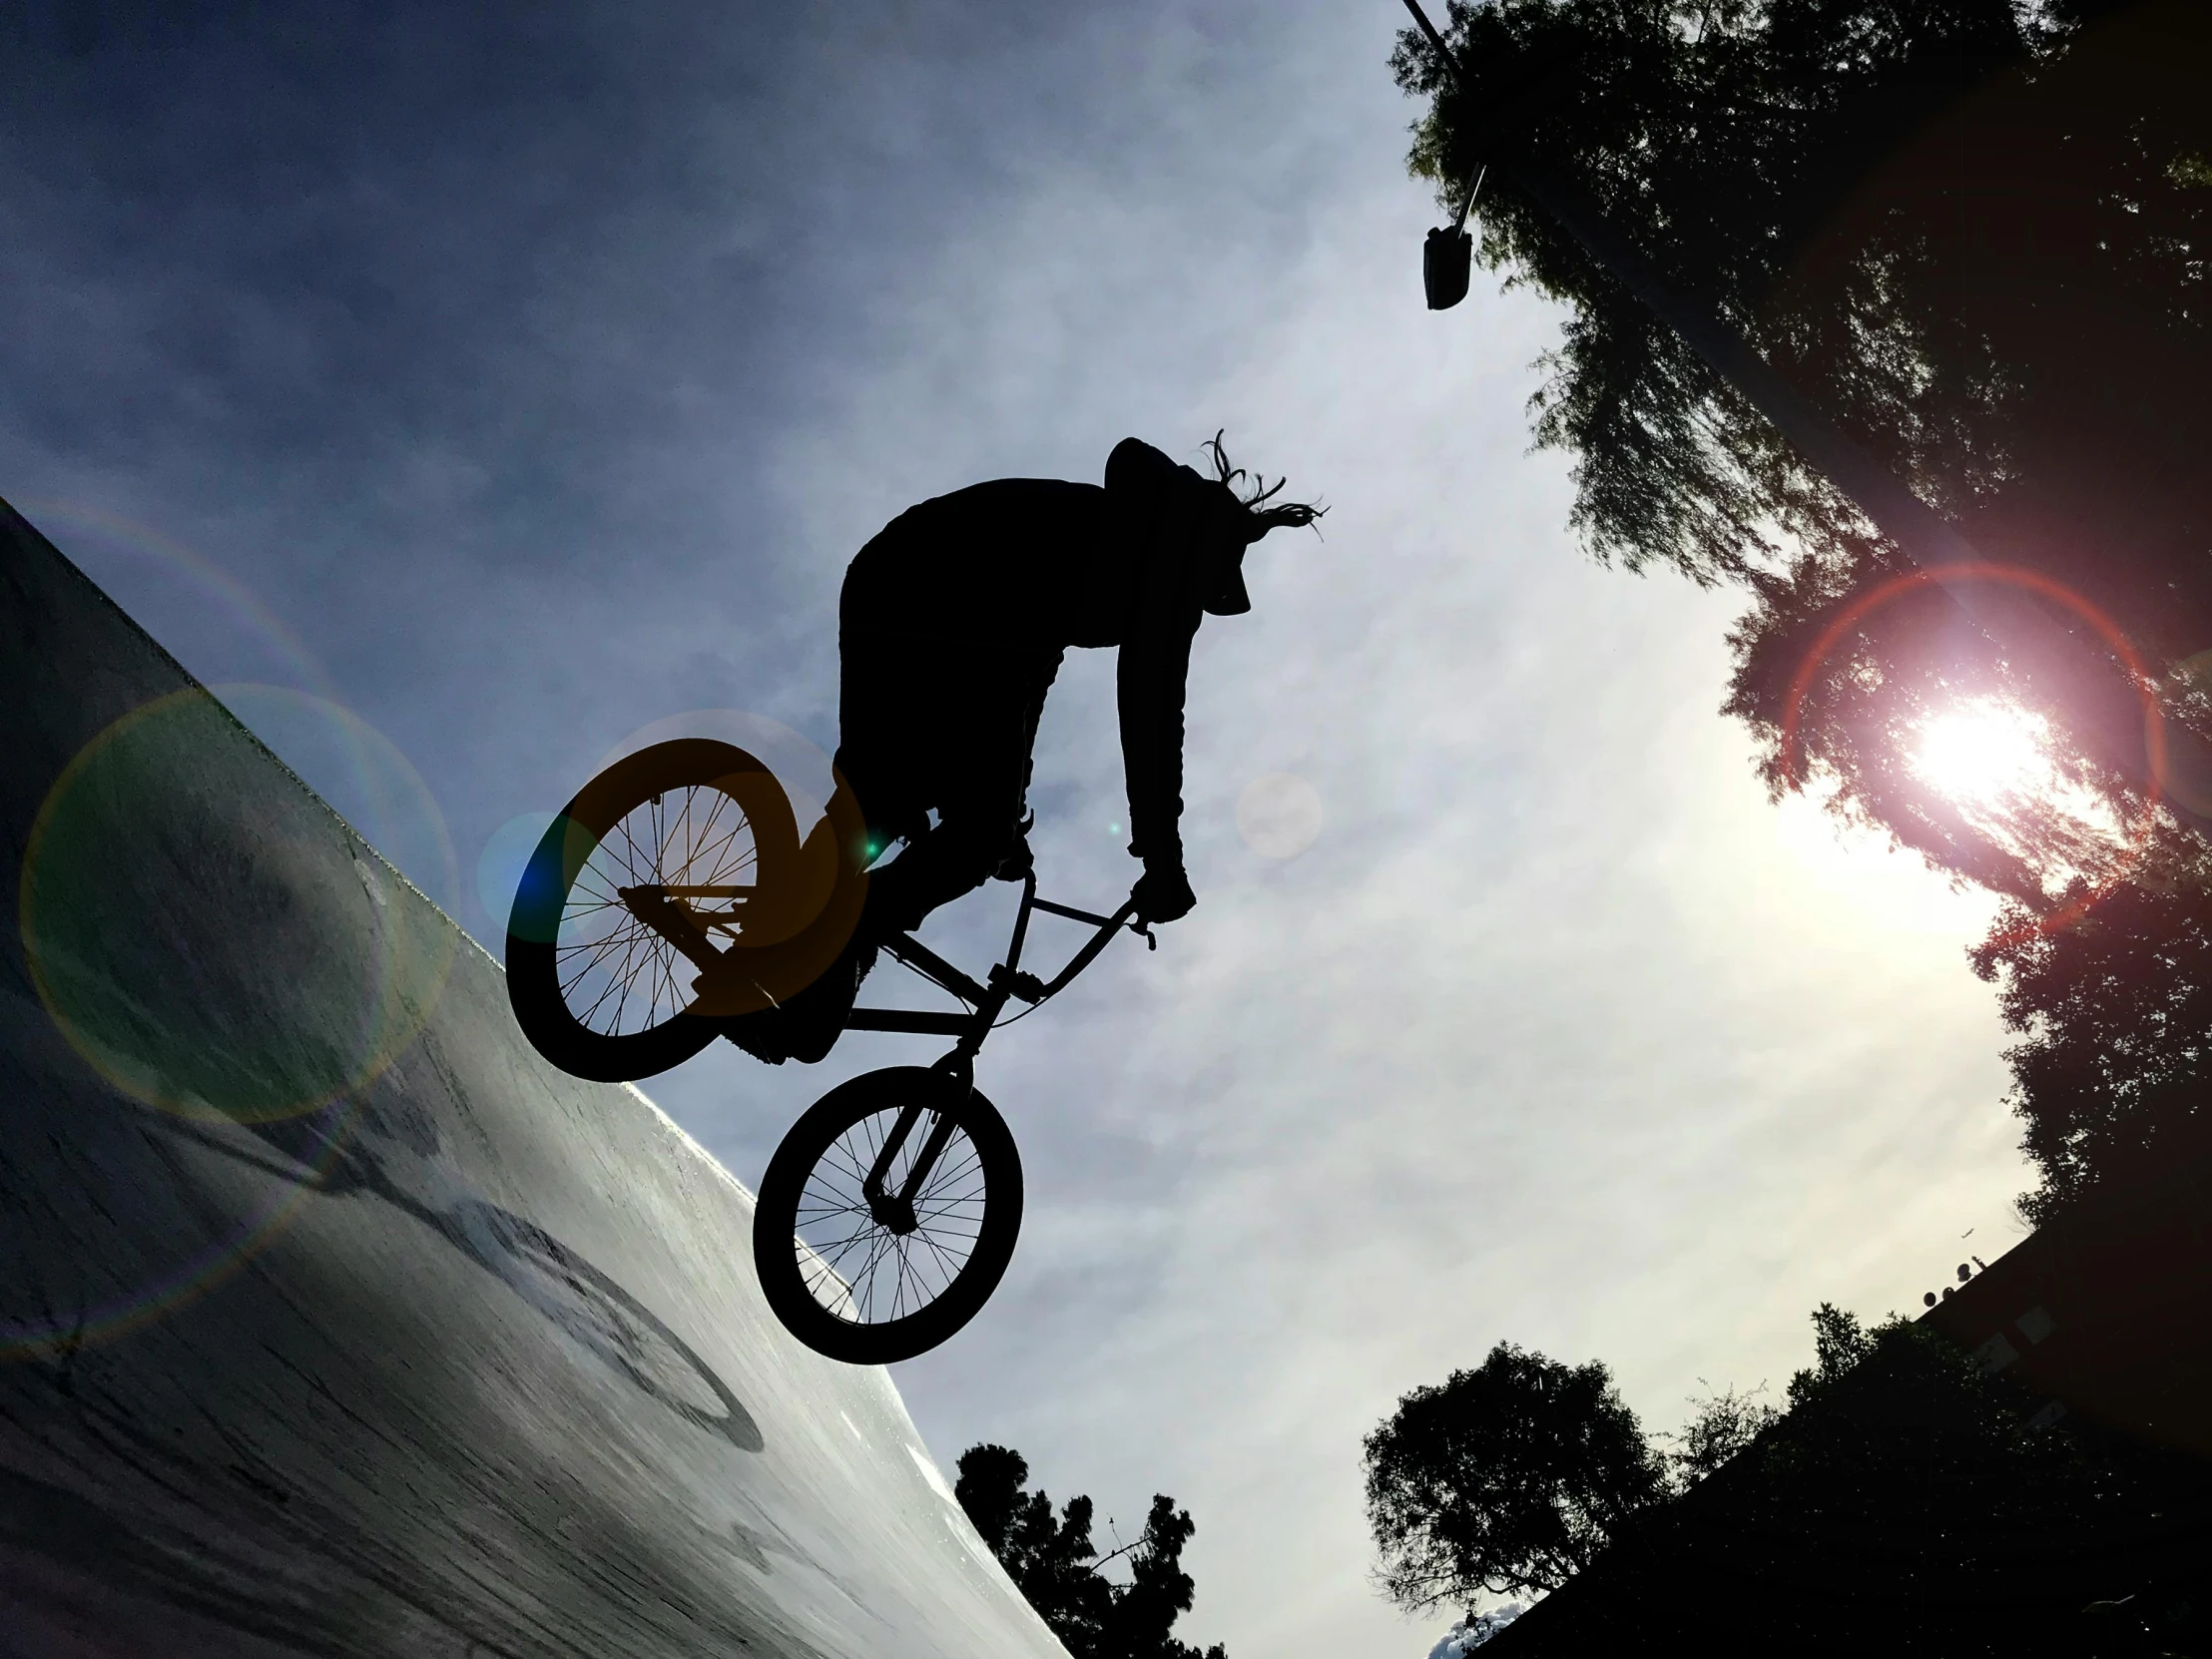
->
[953,1443,1227,1659]
[1972,828,2212,1221]
[1391,0,2212,1216]
[1392,0,2212,892]
[1670,1381,1779,1487]
[1362,1342,1668,1610]
[1368,1311,2212,1651]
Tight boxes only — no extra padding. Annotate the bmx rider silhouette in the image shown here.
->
[726,433,1320,1064]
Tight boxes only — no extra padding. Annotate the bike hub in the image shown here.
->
[867,1190,919,1236]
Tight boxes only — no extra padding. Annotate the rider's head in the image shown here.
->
[1105,434,1325,616]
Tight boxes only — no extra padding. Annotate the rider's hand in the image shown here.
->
[1132,863,1196,925]
[992,813,1036,882]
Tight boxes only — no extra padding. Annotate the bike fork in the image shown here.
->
[862,964,1007,1233]
[862,1070,968,1236]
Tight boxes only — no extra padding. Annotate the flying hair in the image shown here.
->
[1203,430,1326,538]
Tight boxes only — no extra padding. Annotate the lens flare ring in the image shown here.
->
[20,688,460,1123]
[0,1095,365,1364]
[1779,561,2165,945]
[22,498,336,697]
[10,504,460,1362]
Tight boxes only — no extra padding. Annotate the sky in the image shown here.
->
[0,4,2035,1653]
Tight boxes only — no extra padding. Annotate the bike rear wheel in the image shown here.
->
[506,739,800,1082]
[753,1067,1023,1365]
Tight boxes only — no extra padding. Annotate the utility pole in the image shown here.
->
[1399,0,2212,834]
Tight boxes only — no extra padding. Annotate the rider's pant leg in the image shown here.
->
[858,658,1051,936]
[862,817,1012,936]
[834,631,930,854]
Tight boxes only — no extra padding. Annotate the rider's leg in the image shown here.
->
[717,644,912,1066]
[741,783,1014,1066]
[721,939,878,1066]
[833,632,930,857]
[858,660,1052,937]
[859,815,1014,937]
[725,647,1050,1065]
[722,635,932,1067]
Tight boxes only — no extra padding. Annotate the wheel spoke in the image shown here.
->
[912,1227,968,1281]
[549,779,768,1037]
[781,1105,997,1329]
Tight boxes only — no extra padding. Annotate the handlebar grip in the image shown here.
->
[1117,899,1158,951]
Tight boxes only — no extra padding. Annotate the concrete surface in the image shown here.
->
[0,494,1062,1659]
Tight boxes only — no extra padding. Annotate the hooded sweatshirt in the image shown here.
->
[838,438,1227,870]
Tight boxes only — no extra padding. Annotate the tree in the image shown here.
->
[1362,1342,1669,1610]
[1970,829,2212,1221]
[953,1443,1227,1659]
[1388,0,2212,879]
[1670,1382,1780,1486]
[1378,1311,2212,1651]
[1699,1306,2212,1650]
[1391,0,2212,1212]
[1101,1495,1224,1659]
[955,1442,1114,1644]
[1729,1304,2179,1596]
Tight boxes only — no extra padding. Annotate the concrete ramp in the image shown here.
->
[0,497,1061,1658]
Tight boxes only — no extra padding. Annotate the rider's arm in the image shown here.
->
[1116,537,1202,880]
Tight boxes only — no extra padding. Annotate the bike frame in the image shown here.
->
[847,872,1147,1051]
[628,864,1149,1225]
[842,871,1150,1221]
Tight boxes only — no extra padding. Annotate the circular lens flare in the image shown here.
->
[21,499,335,698]
[0,1095,365,1364]
[478,811,560,936]
[1780,561,2165,945]
[1237,772,1325,859]
[20,688,459,1124]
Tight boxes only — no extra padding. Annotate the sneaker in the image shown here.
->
[778,934,878,1063]
[721,1006,795,1066]
[719,932,878,1066]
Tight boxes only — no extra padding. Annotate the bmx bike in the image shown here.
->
[504,738,1154,1365]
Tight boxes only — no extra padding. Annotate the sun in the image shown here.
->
[1912,701,2051,808]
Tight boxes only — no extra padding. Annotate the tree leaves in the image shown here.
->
[1392,0,2212,1214]
[1362,1312,2212,1644]
[1970,830,2212,1220]
[953,1443,1227,1659]
[1361,1342,1668,1608]
[1393,0,2212,885]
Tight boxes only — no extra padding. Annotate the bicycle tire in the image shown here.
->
[753,1067,1023,1365]
[506,739,803,1082]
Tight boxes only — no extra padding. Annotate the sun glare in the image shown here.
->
[1913,701,2051,808]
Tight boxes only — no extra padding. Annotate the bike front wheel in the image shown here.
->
[753,1067,1023,1365]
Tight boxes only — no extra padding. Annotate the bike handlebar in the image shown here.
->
[1023,897,1147,1002]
